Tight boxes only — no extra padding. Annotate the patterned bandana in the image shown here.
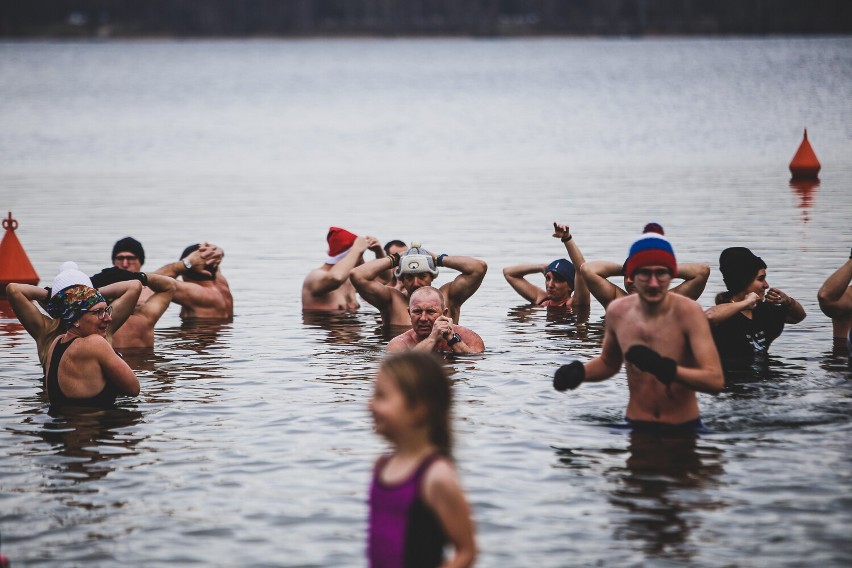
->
[47,285,107,327]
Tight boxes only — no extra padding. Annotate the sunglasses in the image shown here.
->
[114,254,139,262]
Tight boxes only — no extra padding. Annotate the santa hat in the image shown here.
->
[625,233,677,278]
[326,227,358,265]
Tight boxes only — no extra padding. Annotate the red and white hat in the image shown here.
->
[326,227,358,265]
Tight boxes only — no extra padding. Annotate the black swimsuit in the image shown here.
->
[45,337,118,409]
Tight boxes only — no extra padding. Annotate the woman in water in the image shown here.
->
[705,247,806,366]
[367,352,476,568]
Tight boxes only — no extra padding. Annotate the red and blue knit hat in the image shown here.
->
[625,232,677,278]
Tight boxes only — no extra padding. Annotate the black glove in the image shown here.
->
[91,266,148,288]
[625,345,676,386]
[554,361,585,392]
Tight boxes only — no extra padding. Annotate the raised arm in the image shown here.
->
[553,223,590,307]
[304,237,370,297]
[671,262,711,300]
[502,263,547,304]
[351,255,398,310]
[675,302,724,393]
[818,257,852,318]
[5,283,52,341]
[135,273,177,324]
[704,292,759,326]
[579,260,626,310]
[439,254,488,308]
[100,280,143,335]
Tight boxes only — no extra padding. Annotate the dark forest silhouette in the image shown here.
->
[3,0,851,37]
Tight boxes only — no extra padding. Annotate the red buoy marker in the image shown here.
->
[0,212,40,297]
[789,128,821,180]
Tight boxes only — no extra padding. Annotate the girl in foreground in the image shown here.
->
[367,352,477,568]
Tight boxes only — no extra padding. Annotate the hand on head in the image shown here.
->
[364,236,383,254]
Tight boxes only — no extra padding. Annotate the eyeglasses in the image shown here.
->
[87,306,113,320]
[633,268,672,281]
[114,254,138,262]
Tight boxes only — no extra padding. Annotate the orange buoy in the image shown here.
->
[789,128,821,180]
[0,212,40,297]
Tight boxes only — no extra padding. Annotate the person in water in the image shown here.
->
[554,231,723,431]
[579,223,711,310]
[705,247,806,365]
[6,261,142,370]
[367,351,477,568]
[155,242,233,320]
[88,236,177,349]
[381,239,409,290]
[302,227,386,311]
[817,248,852,353]
[350,242,487,327]
[502,222,590,309]
[7,262,140,410]
[387,287,484,354]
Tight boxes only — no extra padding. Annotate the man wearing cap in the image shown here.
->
[302,227,386,311]
[503,223,590,308]
[89,237,177,349]
[155,242,232,320]
[579,224,711,310]
[553,231,723,431]
[387,287,484,353]
[817,249,852,354]
[350,242,487,328]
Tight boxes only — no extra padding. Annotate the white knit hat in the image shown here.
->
[50,261,93,297]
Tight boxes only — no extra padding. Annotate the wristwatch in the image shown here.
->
[447,333,462,346]
[182,257,192,270]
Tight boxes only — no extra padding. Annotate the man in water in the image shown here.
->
[155,242,233,320]
[350,242,487,327]
[387,287,484,353]
[579,223,710,309]
[89,237,177,349]
[554,231,723,430]
[817,248,852,353]
[381,239,409,290]
[503,223,590,308]
[302,227,386,311]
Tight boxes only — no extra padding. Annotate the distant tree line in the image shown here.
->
[2,0,851,37]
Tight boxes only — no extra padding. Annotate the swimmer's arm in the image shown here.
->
[671,263,711,301]
[443,255,488,307]
[5,283,52,340]
[134,273,176,324]
[583,316,623,381]
[450,329,485,354]
[502,264,547,304]
[306,239,369,297]
[423,460,477,568]
[350,256,396,308]
[101,280,143,335]
[704,293,759,326]
[677,304,724,393]
[579,260,625,309]
[170,279,224,310]
[564,237,590,307]
[92,336,140,396]
[154,247,216,279]
[818,259,852,318]
[386,334,411,352]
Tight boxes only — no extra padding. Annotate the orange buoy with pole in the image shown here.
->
[789,128,821,180]
[0,212,40,298]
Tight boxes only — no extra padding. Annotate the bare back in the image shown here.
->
[302,268,360,311]
[179,277,233,320]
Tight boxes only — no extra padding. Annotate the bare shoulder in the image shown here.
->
[78,334,113,353]
[671,293,704,315]
[387,330,416,351]
[606,294,635,318]
[422,456,461,494]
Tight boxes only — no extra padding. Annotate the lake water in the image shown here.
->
[1,37,851,566]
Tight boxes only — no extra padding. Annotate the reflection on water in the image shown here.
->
[13,408,145,494]
[789,179,820,224]
[607,431,726,563]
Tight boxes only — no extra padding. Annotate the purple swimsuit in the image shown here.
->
[368,453,446,568]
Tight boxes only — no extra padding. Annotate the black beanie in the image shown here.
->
[719,247,766,294]
[112,237,145,265]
